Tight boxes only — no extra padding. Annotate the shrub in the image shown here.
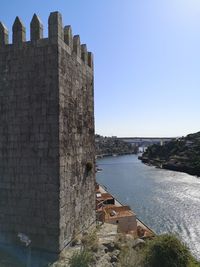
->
[86,162,93,172]
[69,249,92,267]
[143,234,193,267]
[118,245,143,267]
[81,230,99,252]
[188,258,200,267]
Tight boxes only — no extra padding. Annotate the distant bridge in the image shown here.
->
[118,137,175,146]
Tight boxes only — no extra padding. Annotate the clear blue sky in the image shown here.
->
[1,0,200,137]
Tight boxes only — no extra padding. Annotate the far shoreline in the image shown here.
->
[138,156,200,178]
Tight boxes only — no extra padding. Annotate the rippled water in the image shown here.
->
[96,154,200,259]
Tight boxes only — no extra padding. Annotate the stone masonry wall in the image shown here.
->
[58,35,95,248]
[0,12,95,253]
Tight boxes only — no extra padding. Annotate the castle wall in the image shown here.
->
[0,40,60,252]
[58,37,95,249]
[0,12,95,253]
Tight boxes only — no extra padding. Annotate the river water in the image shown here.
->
[96,154,200,259]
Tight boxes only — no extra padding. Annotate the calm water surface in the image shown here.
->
[96,155,200,259]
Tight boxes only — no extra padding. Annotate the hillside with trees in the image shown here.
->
[139,131,200,176]
[95,135,138,157]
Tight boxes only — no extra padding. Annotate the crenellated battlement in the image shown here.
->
[31,14,43,41]
[0,11,93,68]
[0,22,8,46]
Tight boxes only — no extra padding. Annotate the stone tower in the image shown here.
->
[0,12,95,253]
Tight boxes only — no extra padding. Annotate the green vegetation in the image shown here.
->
[69,229,98,267]
[95,134,138,156]
[142,234,199,267]
[68,249,92,267]
[81,229,99,252]
[62,228,200,267]
[117,234,200,267]
[140,131,200,176]
[118,246,143,267]
[115,234,144,267]
[85,162,93,173]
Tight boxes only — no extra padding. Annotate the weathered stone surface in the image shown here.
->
[12,16,26,44]
[0,22,9,46]
[81,44,88,63]
[73,35,81,57]
[30,14,43,41]
[48,11,64,42]
[0,12,95,254]
[58,37,95,249]
[64,25,73,49]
